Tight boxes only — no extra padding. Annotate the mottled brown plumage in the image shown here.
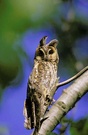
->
[23,36,59,132]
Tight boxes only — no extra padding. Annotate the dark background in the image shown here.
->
[0,0,88,135]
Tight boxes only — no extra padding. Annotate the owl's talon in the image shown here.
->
[40,116,49,124]
[46,95,52,102]
[51,98,56,105]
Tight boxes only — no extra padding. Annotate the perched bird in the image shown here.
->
[23,36,59,132]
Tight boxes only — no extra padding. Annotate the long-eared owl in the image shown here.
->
[23,36,59,131]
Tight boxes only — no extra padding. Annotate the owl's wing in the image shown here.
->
[23,85,36,129]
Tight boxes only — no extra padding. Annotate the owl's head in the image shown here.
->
[34,36,59,63]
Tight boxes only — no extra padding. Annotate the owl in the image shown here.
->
[23,36,59,132]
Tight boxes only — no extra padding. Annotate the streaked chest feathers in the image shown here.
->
[23,36,59,131]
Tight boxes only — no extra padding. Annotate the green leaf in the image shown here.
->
[70,118,88,135]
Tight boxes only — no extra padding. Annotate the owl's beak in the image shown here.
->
[44,55,48,61]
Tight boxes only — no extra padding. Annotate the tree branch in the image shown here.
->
[36,70,88,135]
[57,66,88,87]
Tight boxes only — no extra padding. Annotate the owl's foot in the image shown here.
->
[40,116,49,124]
[46,94,52,102]
[51,98,56,105]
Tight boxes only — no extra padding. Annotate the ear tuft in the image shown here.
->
[39,36,48,46]
[48,39,59,48]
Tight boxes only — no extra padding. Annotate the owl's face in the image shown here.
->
[34,36,59,63]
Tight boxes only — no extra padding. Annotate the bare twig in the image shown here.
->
[57,66,88,88]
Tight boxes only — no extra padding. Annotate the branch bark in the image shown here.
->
[35,70,88,135]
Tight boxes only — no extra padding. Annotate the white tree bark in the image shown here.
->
[37,70,88,135]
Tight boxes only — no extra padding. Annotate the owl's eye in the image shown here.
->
[38,49,44,57]
[48,49,54,54]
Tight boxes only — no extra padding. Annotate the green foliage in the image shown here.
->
[0,125,9,135]
[0,45,21,85]
[0,0,58,96]
[49,132,58,135]
[0,0,57,32]
[70,118,88,135]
